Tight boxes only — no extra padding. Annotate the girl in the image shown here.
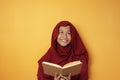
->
[37,21,88,80]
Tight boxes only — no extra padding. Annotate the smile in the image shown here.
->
[61,39,68,43]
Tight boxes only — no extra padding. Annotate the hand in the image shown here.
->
[60,73,71,80]
[54,72,61,80]
[54,72,71,80]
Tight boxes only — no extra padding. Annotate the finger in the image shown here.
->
[54,72,62,80]
[54,72,58,77]
[68,73,71,80]
[68,73,71,77]
[57,74,61,79]
[60,75,67,80]
[60,78,65,80]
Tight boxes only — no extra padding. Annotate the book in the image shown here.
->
[42,60,82,76]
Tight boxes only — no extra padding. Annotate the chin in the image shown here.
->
[60,44,68,47]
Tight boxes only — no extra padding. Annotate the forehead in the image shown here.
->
[59,26,70,31]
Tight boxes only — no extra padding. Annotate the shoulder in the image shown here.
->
[38,48,52,63]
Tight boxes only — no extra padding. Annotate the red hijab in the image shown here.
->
[37,21,88,80]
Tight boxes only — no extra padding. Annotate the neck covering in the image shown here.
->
[37,21,88,80]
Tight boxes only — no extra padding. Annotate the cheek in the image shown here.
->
[67,35,71,41]
[57,34,61,39]
[57,35,61,43]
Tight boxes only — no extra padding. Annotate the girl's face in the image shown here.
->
[57,26,71,47]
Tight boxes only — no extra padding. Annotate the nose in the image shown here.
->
[62,33,67,39]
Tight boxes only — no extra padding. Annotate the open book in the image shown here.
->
[42,60,82,76]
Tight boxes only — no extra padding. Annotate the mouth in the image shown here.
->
[61,39,68,43]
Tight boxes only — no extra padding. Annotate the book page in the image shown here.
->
[62,60,82,76]
[42,61,63,76]
[63,60,82,68]
[42,61,62,68]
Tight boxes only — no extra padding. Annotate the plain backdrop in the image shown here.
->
[0,0,120,80]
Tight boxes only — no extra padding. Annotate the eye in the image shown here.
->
[59,31,63,34]
[67,32,71,34]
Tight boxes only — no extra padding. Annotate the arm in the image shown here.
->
[37,62,46,80]
[79,51,88,80]
[37,49,51,80]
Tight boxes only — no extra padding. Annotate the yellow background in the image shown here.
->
[0,0,120,80]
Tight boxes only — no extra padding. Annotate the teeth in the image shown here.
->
[62,40,67,42]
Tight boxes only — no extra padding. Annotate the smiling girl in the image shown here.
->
[37,21,88,80]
